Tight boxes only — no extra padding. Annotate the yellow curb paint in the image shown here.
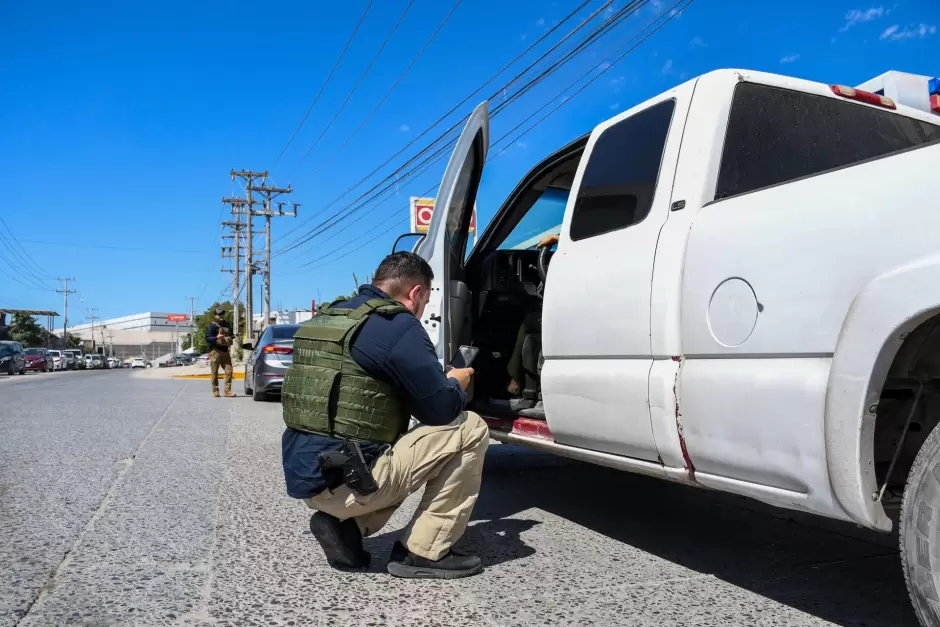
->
[171,372,246,380]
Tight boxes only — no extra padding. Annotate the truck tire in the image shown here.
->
[901,422,940,626]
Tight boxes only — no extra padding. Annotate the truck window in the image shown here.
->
[716,82,940,200]
[569,99,675,242]
[497,187,569,250]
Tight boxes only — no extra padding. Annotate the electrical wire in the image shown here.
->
[288,0,416,175]
[280,0,693,274]
[307,0,464,175]
[275,0,644,258]
[272,0,375,167]
[274,0,630,257]
[271,0,596,247]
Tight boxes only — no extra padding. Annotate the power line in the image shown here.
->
[0,214,54,282]
[281,0,693,274]
[273,0,628,259]
[275,0,640,259]
[271,0,596,248]
[288,0,416,175]
[271,0,375,167]
[307,0,464,173]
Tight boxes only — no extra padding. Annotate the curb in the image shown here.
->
[171,372,246,380]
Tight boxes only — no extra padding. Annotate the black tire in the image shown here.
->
[7,362,14,376]
[252,377,267,402]
[19,364,25,375]
[901,422,940,626]
[244,367,252,395]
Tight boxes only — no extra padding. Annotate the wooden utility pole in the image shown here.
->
[248,183,296,324]
[57,277,76,347]
[229,170,267,340]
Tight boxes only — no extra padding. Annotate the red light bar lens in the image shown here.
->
[263,345,293,354]
[930,94,940,114]
[830,85,896,109]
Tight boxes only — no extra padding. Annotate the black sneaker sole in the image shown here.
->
[309,513,370,569]
[386,560,483,579]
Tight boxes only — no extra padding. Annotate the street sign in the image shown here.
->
[167,314,188,322]
[409,197,477,235]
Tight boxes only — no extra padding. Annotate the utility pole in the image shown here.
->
[248,182,296,325]
[87,308,99,351]
[186,296,197,350]
[221,197,252,337]
[230,170,267,340]
[57,277,76,348]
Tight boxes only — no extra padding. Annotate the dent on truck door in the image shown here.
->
[415,102,488,363]
[541,97,682,462]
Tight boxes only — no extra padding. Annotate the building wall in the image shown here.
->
[62,312,195,334]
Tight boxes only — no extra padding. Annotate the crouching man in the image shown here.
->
[280,252,489,579]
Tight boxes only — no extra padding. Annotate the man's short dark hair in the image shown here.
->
[373,252,434,290]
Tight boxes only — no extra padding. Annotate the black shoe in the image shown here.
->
[309,512,370,569]
[386,541,483,579]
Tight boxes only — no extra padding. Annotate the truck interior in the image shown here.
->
[453,135,589,422]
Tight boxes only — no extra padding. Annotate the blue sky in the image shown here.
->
[1,0,938,324]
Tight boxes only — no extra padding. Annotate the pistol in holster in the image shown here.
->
[319,441,379,496]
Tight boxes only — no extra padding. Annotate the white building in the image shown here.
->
[63,311,195,334]
[54,311,195,359]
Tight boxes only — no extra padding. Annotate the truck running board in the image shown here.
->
[482,416,676,482]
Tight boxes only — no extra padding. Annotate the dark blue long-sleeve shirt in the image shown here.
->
[206,322,223,351]
[281,284,467,499]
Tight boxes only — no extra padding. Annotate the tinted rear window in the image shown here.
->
[569,99,675,241]
[717,83,940,200]
[271,325,301,340]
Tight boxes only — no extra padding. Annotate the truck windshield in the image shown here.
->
[498,187,569,250]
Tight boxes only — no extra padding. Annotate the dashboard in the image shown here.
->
[474,249,549,295]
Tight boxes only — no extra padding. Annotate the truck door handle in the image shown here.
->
[428,314,442,323]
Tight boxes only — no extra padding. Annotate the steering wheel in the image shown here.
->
[537,246,552,283]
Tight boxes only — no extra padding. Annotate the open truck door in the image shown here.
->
[413,102,489,363]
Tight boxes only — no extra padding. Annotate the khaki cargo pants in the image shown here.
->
[210,349,233,393]
[305,411,489,561]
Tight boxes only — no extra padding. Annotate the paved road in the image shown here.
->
[0,370,919,626]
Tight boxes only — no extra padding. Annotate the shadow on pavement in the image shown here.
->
[474,444,917,627]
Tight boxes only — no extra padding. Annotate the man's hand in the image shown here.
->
[537,234,560,249]
[447,367,474,390]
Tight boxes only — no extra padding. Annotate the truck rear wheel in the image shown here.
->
[901,423,940,626]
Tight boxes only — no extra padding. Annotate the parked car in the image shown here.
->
[48,350,67,371]
[131,357,146,369]
[243,324,300,401]
[24,348,54,372]
[64,349,84,369]
[84,354,104,370]
[0,341,26,375]
[404,69,940,623]
[197,353,210,366]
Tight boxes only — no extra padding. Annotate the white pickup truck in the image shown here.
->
[406,69,940,624]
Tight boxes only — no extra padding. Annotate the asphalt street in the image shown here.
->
[0,369,920,626]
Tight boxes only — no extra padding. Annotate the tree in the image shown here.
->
[10,313,45,347]
[67,334,82,348]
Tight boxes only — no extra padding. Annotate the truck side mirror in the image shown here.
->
[392,232,425,254]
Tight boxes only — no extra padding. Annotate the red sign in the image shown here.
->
[410,196,476,234]
[167,314,188,322]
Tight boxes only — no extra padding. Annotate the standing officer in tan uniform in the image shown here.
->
[281,252,488,579]
[206,308,234,397]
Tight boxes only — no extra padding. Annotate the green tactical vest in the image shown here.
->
[281,298,411,444]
